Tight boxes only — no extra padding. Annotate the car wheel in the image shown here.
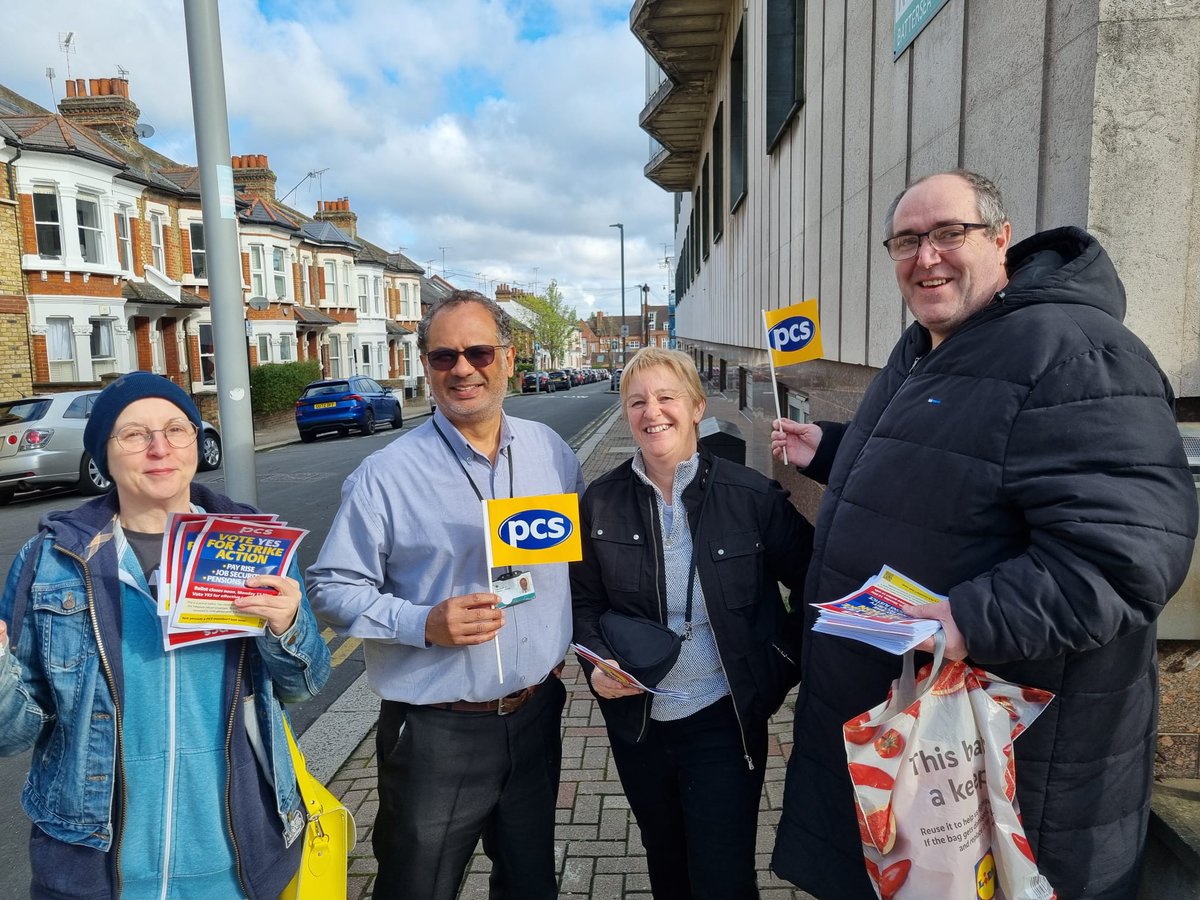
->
[198,430,222,471]
[390,403,403,430]
[361,409,376,436]
[338,427,349,437]
[0,488,13,506]
[299,429,316,444]
[79,452,112,495]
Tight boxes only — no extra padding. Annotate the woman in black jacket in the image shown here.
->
[571,348,813,900]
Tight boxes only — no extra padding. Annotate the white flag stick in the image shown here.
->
[481,498,504,684]
[763,310,789,466]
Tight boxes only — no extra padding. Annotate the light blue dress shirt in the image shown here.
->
[308,408,584,704]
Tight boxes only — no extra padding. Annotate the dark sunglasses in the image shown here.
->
[425,344,509,371]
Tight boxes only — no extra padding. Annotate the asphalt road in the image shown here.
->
[0,381,618,896]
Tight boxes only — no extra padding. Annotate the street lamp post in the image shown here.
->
[641,283,650,348]
[610,223,625,366]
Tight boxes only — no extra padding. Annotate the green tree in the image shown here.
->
[519,280,577,367]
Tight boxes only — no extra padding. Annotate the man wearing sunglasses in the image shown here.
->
[309,290,583,899]
[770,170,1197,899]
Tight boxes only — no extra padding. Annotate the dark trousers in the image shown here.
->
[608,696,768,900]
[371,675,566,900]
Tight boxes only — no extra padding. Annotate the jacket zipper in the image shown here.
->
[57,546,127,895]
[224,643,249,896]
[634,492,663,743]
[696,556,755,772]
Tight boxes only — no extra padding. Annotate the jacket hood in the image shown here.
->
[1002,225,1126,321]
[36,483,259,554]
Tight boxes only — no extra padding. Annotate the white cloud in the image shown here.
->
[3,0,674,316]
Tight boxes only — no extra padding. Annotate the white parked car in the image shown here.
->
[0,388,222,504]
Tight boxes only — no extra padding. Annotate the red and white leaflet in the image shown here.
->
[571,643,691,700]
[172,518,308,631]
[159,513,277,617]
[161,620,244,651]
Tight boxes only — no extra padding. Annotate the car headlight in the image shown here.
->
[19,428,54,450]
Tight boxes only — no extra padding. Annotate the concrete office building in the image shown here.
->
[631,1,1200,881]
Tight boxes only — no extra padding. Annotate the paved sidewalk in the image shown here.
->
[318,400,816,899]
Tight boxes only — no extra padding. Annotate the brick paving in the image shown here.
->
[323,396,818,899]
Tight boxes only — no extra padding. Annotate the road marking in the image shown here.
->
[330,637,362,667]
[321,627,336,643]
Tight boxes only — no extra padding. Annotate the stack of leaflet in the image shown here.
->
[571,643,692,700]
[158,513,307,651]
[812,565,946,654]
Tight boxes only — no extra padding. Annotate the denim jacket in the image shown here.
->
[0,485,331,899]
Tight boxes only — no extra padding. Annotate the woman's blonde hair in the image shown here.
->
[619,348,706,410]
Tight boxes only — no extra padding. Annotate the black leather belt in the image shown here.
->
[423,663,564,716]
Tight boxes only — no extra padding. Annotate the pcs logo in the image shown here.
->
[768,316,816,353]
[499,509,573,550]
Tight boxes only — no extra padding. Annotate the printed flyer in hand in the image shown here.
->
[157,513,304,650]
[571,643,691,699]
[813,566,946,654]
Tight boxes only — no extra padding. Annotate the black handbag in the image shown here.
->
[599,609,682,687]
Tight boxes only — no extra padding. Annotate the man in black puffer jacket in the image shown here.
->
[770,170,1198,899]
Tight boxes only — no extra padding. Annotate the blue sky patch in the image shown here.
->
[444,67,504,115]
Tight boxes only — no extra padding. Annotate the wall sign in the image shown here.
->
[894,0,952,58]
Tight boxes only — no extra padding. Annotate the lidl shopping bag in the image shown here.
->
[844,643,1056,900]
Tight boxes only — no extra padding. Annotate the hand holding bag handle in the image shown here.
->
[279,716,356,900]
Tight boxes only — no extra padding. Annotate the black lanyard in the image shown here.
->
[432,419,514,503]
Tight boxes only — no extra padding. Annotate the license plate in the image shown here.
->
[313,402,336,409]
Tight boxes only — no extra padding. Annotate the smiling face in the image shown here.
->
[891,173,1011,347]
[625,364,705,473]
[106,397,198,513]
[422,301,514,431]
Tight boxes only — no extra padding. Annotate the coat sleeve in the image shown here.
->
[0,537,56,756]
[950,345,1199,665]
[255,559,331,703]
[803,421,847,484]
[569,486,614,667]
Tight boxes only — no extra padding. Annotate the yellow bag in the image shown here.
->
[279,717,356,900]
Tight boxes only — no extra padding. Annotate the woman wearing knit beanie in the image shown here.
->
[0,371,331,898]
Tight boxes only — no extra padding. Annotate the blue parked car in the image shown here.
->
[294,375,402,443]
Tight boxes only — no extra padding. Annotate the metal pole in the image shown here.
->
[183,0,257,505]
[610,223,625,365]
[641,283,649,347]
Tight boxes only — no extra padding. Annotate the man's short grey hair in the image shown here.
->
[417,290,514,351]
[883,169,1009,238]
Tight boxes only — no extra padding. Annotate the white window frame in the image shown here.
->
[329,334,341,377]
[301,258,311,305]
[342,263,351,307]
[198,322,216,385]
[33,189,63,260]
[189,222,207,278]
[279,333,294,361]
[149,212,166,271]
[373,277,383,315]
[257,333,271,363]
[250,245,266,298]
[89,317,117,378]
[357,275,369,313]
[272,246,287,299]
[323,260,336,305]
[116,206,133,272]
[76,195,104,265]
[46,316,76,381]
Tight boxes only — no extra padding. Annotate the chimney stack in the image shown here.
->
[230,154,278,200]
[57,76,141,148]
[314,197,358,238]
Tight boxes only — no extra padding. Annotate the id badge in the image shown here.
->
[492,570,536,609]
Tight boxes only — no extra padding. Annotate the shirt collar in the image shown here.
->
[632,450,700,505]
[432,407,514,464]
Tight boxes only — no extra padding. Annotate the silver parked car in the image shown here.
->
[0,388,222,504]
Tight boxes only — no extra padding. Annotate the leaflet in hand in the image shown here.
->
[571,643,691,700]
[812,565,945,654]
[157,512,305,650]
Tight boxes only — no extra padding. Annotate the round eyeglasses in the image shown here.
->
[110,421,198,452]
[424,344,509,371]
[882,223,990,261]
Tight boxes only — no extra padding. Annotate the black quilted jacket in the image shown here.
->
[771,227,1198,899]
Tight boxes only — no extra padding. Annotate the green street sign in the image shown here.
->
[894,0,951,59]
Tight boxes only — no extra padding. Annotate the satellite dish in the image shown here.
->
[247,296,270,311]
[135,122,156,139]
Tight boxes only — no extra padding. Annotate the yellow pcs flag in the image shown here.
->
[484,493,583,567]
[763,299,823,366]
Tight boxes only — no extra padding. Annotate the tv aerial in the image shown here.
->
[58,32,76,81]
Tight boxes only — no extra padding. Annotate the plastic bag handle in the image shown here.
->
[895,630,947,709]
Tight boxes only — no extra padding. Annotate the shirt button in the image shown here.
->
[521,637,528,644]
[519,676,527,684]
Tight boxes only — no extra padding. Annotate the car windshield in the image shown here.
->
[301,382,350,399]
[0,399,51,426]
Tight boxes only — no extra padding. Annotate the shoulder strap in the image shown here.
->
[281,715,327,817]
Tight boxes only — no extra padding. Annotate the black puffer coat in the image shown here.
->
[771,227,1198,899]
